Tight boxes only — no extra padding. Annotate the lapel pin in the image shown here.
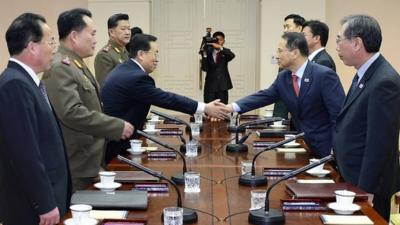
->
[359,83,364,89]
[304,78,310,83]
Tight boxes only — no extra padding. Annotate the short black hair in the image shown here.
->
[58,8,92,40]
[282,32,309,57]
[5,13,46,56]
[212,31,225,39]
[303,20,329,47]
[284,14,306,27]
[341,14,381,53]
[129,34,157,58]
[131,27,143,36]
[107,13,129,29]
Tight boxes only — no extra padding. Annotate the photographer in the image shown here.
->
[201,31,235,104]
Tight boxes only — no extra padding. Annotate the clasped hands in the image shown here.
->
[204,99,234,121]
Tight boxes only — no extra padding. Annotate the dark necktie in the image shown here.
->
[292,74,300,97]
[39,81,51,108]
[348,73,359,97]
[215,51,221,64]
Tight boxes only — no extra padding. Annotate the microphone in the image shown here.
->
[239,132,305,186]
[226,118,282,153]
[118,155,198,223]
[150,110,202,153]
[248,154,334,225]
[137,130,187,185]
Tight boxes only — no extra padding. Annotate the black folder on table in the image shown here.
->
[71,190,148,209]
[256,130,298,138]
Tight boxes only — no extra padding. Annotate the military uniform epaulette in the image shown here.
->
[102,44,111,52]
[61,56,71,65]
[73,59,83,69]
[113,47,121,53]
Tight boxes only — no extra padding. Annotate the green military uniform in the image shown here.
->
[94,40,129,87]
[43,45,125,191]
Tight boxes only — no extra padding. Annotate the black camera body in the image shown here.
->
[199,28,217,55]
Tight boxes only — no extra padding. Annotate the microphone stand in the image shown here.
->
[118,155,198,223]
[239,132,305,186]
[228,113,245,133]
[150,110,202,153]
[248,154,334,225]
[137,130,187,185]
[226,118,282,153]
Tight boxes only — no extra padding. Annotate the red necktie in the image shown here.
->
[292,74,300,96]
[215,51,221,64]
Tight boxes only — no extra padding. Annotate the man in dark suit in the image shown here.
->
[224,32,345,158]
[302,20,336,71]
[334,14,400,221]
[0,13,70,225]
[201,31,235,104]
[101,34,228,163]
[274,14,306,119]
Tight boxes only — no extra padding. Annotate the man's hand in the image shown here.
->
[211,43,223,50]
[121,121,134,140]
[39,207,60,225]
[204,99,230,120]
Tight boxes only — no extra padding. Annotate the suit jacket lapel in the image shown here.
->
[312,50,324,62]
[338,55,384,119]
[298,62,312,100]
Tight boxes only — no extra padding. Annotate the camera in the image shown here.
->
[203,28,218,43]
[199,28,217,55]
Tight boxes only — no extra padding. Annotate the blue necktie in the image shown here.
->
[39,82,51,108]
[348,73,359,97]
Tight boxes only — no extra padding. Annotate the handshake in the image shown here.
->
[204,99,235,120]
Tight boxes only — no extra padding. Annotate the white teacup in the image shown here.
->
[240,160,252,175]
[146,121,156,131]
[335,190,356,207]
[150,114,159,121]
[273,120,283,126]
[70,204,92,225]
[99,171,116,185]
[130,139,142,152]
[284,134,296,145]
[265,109,273,118]
[307,158,324,173]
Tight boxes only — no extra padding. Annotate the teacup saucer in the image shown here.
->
[270,124,286,128]
[283,142,300,148]
[327,202,361,215]
[127,148,146,155]
[143,128,160,134]
[94,182,121,191]
[305,169,330,177]
[148,119,163,123]
[64,217,98,225]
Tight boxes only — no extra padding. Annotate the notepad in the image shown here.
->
[90,210,128,219]
[276,147,307,153]
[320,215,373,224]
[296,179,335,184]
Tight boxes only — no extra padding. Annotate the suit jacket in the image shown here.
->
[101,59,198,151]
[43,46,124,180]
[202,46,235,92]
[334,55,400,198]
[236,61,345,157]
[311,49,336,72]
[94,40,129,88]
[0,61,69,224]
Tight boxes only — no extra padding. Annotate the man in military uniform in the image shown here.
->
[94,13,131,87]
[43,8,134,192]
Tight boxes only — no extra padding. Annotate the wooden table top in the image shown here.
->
[69,117,388,225]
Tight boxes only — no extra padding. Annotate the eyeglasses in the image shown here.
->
[276,48,291,54]
[145,50,159,58]
[336,36,349,44]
